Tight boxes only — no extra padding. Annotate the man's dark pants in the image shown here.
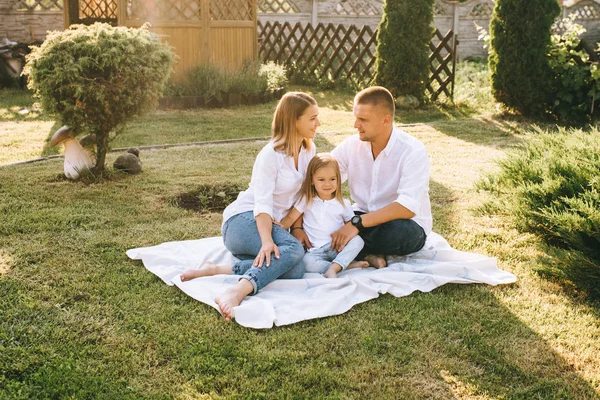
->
[355,212,427,258]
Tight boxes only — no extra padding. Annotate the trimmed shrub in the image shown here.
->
[374,0,435,102]
[479,128,600,298]
[24,23,174,175]
[547,17,600,124]
[488,0,560,117]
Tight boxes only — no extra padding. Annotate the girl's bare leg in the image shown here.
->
[215,278,254,322]
[180,261,233,282]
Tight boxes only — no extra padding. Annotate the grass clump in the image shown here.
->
[171,183,245,213]
[478,127,600,298]
[166,61,287,100]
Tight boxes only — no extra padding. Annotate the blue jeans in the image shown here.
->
[356,212,427,257]
[303,235,364,274]
[222,211,306,294]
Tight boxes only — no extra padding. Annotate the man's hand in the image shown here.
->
[330,222,359,252]
[291,228,312,250]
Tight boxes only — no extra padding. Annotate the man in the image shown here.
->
[326,86,432,268]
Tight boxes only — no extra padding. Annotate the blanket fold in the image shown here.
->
[126,232,516,329]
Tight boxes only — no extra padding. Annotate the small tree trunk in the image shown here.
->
[92,131,110,176]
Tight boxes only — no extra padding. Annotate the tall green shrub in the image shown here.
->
[374,0,435,102]
[488,0,560,117]
[24,23,174,175]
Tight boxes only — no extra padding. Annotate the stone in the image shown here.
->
[113,152,142,174]
[395,95,420,109]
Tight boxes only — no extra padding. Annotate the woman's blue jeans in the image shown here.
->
[222,211,306,294]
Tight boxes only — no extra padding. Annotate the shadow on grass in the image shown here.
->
[39,121,62,158]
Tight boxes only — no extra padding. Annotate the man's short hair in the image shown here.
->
[354,86,395,118]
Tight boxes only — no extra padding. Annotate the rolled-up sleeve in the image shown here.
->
[395,147,430,214]
[252,148,278,218]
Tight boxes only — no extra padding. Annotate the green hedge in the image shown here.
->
[488,0,561,117]
[374,0,435,103]
[479,128,600,298]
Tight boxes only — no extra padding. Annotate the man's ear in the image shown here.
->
[382,114,392,125]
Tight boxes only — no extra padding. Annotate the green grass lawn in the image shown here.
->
[1,76,599,398]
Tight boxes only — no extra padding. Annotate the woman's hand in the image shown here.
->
[253,240,280,268]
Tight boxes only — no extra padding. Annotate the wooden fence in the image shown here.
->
[258,21,456,101]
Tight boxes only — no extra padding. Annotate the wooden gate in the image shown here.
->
[65,0,258,80]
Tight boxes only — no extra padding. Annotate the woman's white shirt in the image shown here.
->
[223,141,316,225]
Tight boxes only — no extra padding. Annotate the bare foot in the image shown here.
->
[347,260,370,270]
[215,279,253,322]
[323,263,342,278]
[180,261,232,282]
[364,254,387,269]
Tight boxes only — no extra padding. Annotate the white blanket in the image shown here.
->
[126,233,516,329]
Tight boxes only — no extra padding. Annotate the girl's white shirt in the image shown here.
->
[222,141,316,226]
[295,197,355,249]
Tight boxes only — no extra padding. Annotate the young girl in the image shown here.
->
[180,92,320,322]
[278,153,369,278]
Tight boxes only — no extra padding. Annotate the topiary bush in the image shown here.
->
[23,23,174,175]
[478,127,600,298]
[374,0,435,103]
[488,0,561,117]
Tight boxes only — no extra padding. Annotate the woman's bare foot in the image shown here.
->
[364,254,387,269]
[323,263,343,278]
[215,279,253,322]
[180,261,232,282]
[347,260,370,270]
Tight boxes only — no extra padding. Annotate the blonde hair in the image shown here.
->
[272,92,317,157]
[300,153,344,206]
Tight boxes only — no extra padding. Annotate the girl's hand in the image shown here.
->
[253,240,280,268]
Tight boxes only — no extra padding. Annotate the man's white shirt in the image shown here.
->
[331,127,432,234]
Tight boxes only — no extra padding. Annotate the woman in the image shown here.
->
[181,92,321,321]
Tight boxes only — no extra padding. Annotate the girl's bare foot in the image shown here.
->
[215,279,253,322]
[347,260,370,270]
[323,263,342,278]
[180,261,232,282]
[364,254,387,269]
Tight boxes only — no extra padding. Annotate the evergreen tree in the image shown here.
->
[488,0,561,116]
[374,0,435,102]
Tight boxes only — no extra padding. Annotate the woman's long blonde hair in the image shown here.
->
[299,153,344,205]
[272,92,317,157]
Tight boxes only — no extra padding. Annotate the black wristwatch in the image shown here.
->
[351,215,365,231]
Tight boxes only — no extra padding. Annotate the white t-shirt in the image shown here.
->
[223,141,316,225]
[295,197,355,248]
[331,127,432,234]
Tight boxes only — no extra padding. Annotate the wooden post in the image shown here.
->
[312,0,318,26]
[452,2,459,60]
[201,0,210,63]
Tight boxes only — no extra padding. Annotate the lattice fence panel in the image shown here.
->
[13,0,62,11]
[79,0,118,19]
[211,0,253,20]
[571,2,600,20]
[258,21,377,87]
[330,0,383,16]
[126,0,202,21]
[426,29,456,102]
[258,0,299,13]
[258,22,456,100]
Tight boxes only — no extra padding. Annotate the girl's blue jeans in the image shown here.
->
[222,211,306,294]
[303,235,364,274]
